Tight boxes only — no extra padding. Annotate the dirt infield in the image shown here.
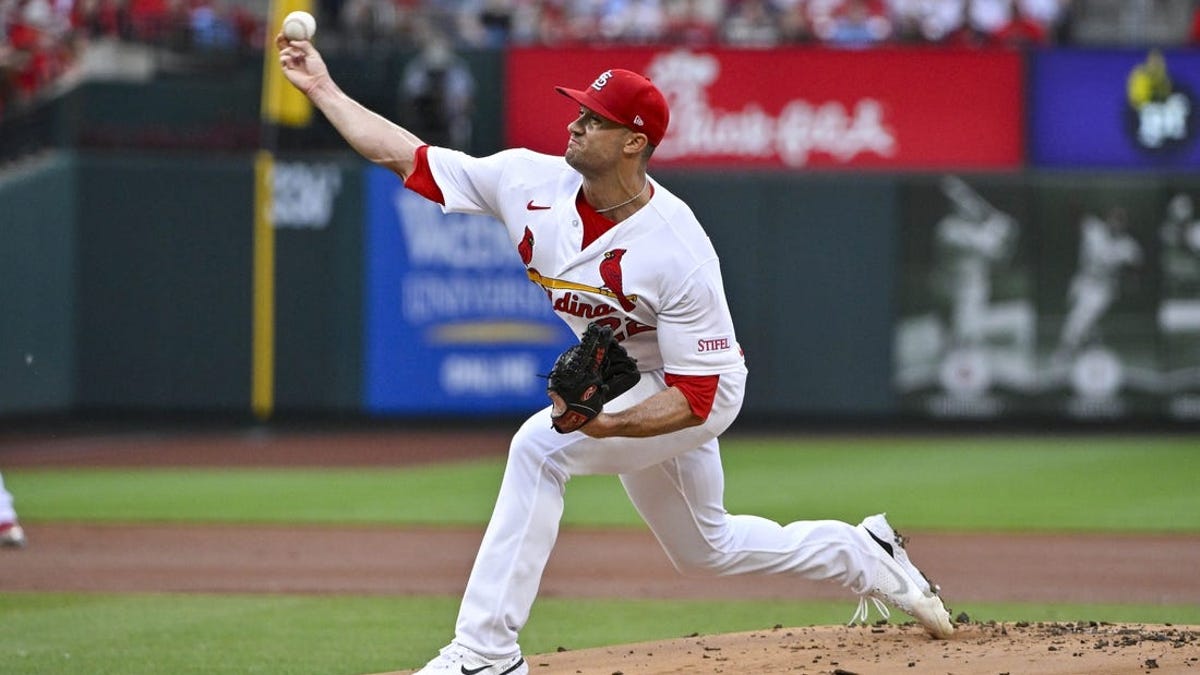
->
[381,622,1200,675]
[2,428,1199,673]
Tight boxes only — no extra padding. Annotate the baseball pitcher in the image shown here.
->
[277,33,953,675]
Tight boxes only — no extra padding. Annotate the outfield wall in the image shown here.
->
[3,154,1198,424]
[2,45,1200,425]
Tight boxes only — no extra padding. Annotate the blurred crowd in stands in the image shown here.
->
[1,0,262,120]
[4,0,1200,122]
[327,0,1200,51]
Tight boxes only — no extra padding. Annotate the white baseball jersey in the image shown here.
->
[423,146,745,377]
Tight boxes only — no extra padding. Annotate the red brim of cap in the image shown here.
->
[555,86,629,131]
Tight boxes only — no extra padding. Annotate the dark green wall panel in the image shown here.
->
[272,158,364,412]
[659,172,898,417]
[0,153,76,414]
[74,154,253,411]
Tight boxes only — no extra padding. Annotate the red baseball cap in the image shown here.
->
[555,69,670,147]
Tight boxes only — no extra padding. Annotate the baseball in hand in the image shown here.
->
[282,11,317,40]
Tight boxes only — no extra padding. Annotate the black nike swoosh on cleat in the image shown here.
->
[866,528,894,557]
[460,659,524,675]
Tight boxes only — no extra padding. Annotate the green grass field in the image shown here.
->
[2,433,1198,674]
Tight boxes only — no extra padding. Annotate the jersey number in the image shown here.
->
[593,317,655,342]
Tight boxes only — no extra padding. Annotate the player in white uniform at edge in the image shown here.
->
[0,471,26,548]
[276,33,954,675]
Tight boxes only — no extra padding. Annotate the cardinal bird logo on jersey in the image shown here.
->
[600,249,636,311]
[518,226,535,266]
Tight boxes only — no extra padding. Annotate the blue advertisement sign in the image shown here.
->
[364,167,575,414]
[1031,49,1200,168]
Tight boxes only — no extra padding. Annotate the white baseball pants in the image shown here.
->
[453,369,881,658]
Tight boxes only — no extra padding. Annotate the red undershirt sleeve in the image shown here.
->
[663,373,720,421]
[402,145,446,205]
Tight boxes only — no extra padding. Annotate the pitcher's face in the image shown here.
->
[565,107,633,175]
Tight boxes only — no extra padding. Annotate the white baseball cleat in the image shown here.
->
[850,513,954,639]
[0,522,26,548]
[412,642,527,675]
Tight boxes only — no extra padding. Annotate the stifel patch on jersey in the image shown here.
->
[697,336,732,353]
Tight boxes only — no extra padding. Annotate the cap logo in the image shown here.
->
[590,70,614,91]
[633,115,644,127]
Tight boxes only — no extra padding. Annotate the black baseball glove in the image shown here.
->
[546,322,641,433]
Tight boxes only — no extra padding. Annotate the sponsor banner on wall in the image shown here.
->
[895,175,1200,420]
[507,48,1023,170]
[363,167,574,414]
[271,160,344,229]
[1031,49,1200,168]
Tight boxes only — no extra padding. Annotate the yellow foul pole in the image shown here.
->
[252,151,276,420]
[254,0,313,419]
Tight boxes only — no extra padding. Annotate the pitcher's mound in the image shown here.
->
[377,621,1200,674]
